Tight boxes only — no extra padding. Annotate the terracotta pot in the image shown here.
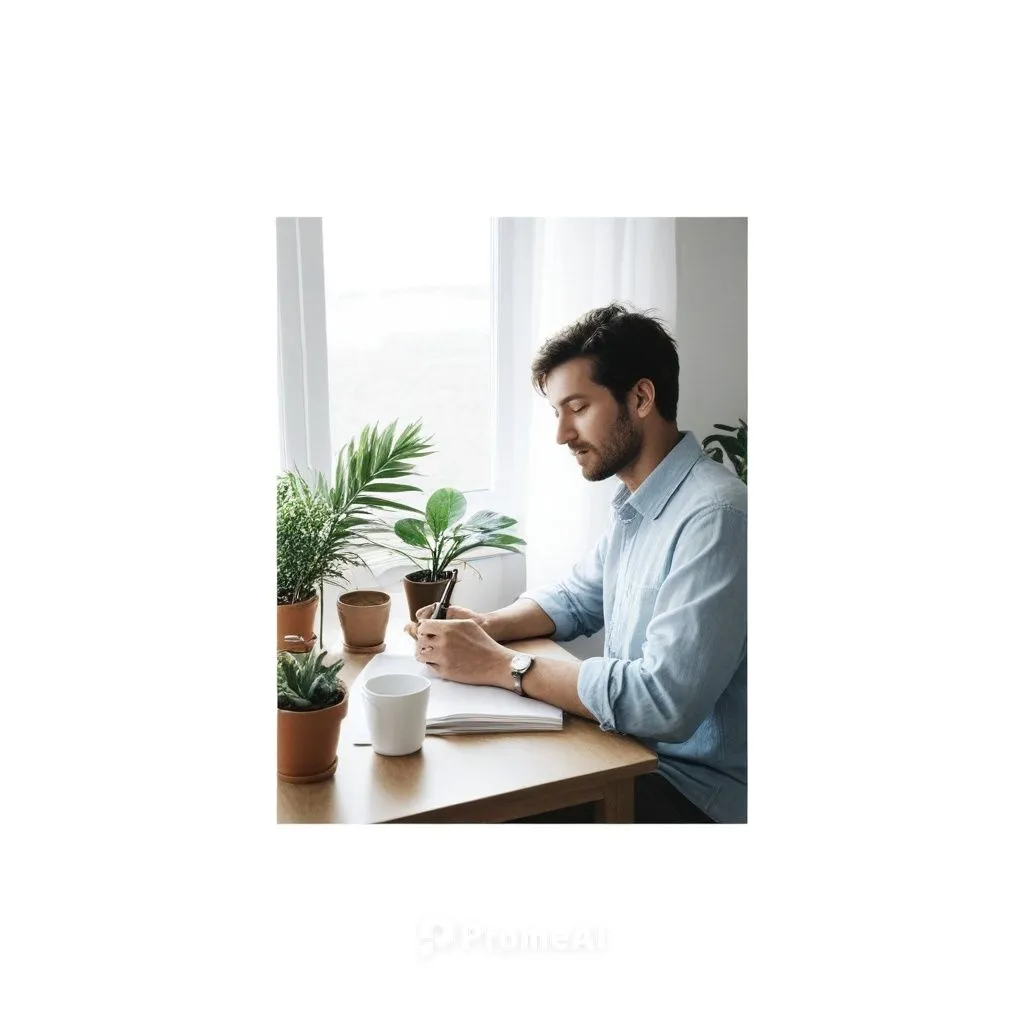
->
[277,594,319,652]
[337,590,391,653]
[402,570,456,622]
[277,593,319,652]
[277,691,349,783]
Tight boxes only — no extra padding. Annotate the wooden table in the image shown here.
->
[277,636,658,823]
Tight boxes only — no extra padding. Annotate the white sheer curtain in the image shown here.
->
[520,218,678,601]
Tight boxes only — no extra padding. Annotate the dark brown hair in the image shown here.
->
[530,303,680,420]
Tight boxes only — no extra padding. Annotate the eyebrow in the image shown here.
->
[552,393,589,408]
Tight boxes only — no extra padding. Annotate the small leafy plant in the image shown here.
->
[277,646,346,712]
[702,419,747,484]
[375,487,526,583]
[276,477,336,605]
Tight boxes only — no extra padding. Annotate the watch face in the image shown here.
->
[510,654,531,673]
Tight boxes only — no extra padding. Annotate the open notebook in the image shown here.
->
[347,653,563,742]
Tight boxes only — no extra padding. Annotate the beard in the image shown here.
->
[577,405,643,482]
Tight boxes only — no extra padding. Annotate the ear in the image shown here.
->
[634,379,657,418]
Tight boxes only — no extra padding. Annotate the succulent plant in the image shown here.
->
[277,646,346,712]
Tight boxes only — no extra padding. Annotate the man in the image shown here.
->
[406,303,747,823]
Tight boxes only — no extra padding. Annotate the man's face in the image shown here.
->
[544,357,642,482]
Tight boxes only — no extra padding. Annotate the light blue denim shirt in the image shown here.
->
[520,430,747,823]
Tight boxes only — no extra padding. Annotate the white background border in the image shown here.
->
[3,2,1021,1020]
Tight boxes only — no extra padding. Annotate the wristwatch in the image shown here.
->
[509,653,534,696]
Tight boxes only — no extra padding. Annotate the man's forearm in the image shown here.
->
[485,651,596,721]
[481,598,556,644]
[520,658,596,720]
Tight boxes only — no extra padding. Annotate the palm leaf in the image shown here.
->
[356,495,425,514]
[361,483,423,493]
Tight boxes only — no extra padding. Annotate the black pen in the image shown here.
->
[431,573,458,620]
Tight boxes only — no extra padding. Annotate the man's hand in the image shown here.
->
[403,603,489,642]
[413,617,512,687]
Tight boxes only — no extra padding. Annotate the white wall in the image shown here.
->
[674,217,748,443]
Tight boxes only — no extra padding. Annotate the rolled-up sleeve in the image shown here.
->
[577,505,747,742]
[519,532,608,642]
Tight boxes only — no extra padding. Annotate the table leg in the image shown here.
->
[594,778,635,822]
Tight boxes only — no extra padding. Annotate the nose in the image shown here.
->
[554,412,576,447]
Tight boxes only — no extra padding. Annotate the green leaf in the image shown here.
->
[378,420,397,457]
[713,436,743,458]
[355,496,425,514]
[371,467,425,479]
[425,488,466,537]
[462,510,518,533]
[361,483,423,493]
[394,518,430,547]
[448,540,522,562]
[479,533,526,547]
[335,515,378,528]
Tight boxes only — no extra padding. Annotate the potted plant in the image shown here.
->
[277,419,435,652]
[702,419,747,484]
[277,643,348,783]
[373,486,525,620]
[277,477,334,652]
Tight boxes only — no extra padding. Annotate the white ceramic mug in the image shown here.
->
[363,674,431,756]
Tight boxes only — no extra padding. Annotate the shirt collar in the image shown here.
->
[612,431,703,523]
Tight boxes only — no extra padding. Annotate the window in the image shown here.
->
[277,216,528,571]
[322,215,494,495]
